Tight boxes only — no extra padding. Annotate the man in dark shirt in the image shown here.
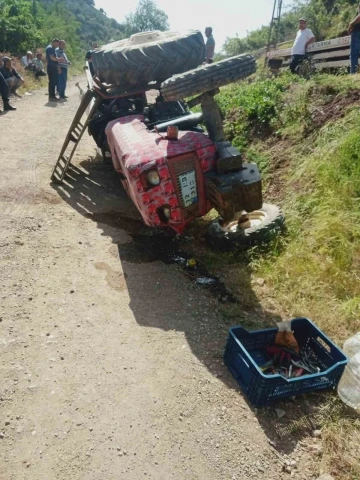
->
[0,71,16,112]
[85,42,99,77]
[46,38,65,101]
[349,4,360,73]
[0,57,24,97]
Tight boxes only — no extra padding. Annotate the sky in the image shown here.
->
[94,0,292,52]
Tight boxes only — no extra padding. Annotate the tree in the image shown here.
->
[0,0,45,53]
[124,0,169,36]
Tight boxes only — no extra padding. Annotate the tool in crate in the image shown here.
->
[224,317,348,407]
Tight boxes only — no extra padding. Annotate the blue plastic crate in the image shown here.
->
[224,317,348,407]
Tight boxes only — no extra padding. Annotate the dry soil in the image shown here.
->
[0,80,320,480]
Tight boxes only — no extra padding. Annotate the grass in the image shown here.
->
[187,71,360,479]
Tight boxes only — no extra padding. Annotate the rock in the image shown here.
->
[312,429,322,438]
[290,460,297,468]
[0,432,4,438]
[284,466,292,474]
[308,444,323,455]
[275,408,286,419]
[5,421,10,426]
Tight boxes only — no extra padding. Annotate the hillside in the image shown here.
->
[0,0,126,59]
[185,72,360,480]
[40,0,126,47]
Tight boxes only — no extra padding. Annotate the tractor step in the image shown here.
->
[51,89,100,183]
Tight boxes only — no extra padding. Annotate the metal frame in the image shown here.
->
[265,0,283,66]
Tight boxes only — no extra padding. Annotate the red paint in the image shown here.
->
[106,115,217,232]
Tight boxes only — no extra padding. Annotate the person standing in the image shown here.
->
[289,18,315,74]
[0,57,24,97]
[46,38,64,101]
[0,71,16,112]
[204,27,215,64]
[56,40,71,100]
[85,42,99,77]
[348,4,360,74]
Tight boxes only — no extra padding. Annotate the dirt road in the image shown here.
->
[0,81,316,480]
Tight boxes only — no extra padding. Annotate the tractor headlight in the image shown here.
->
[163,206,171,220]
[146,169,160,186]
[157,205,171,223]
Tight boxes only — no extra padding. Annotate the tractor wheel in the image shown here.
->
[92,30,205,87]
[161,54,256,101]
[206,203,285,251]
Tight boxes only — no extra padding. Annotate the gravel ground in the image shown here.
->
[0,80,321,480]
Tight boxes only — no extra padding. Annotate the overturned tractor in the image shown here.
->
[51,30,284,249]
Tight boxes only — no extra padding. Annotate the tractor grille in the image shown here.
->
[168,154,200,220]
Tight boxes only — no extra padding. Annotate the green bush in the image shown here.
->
[216,74,297,148]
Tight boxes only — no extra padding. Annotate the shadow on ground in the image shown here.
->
[51,155,325,455]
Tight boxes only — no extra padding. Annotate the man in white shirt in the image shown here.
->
[289,18,315,74]
[21,51,34,69]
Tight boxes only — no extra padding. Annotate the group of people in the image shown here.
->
[21,51,47,78]
[6,13,360,113]
[45,38,71,102]
[0,37,71,113]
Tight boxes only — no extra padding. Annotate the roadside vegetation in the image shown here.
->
[0,0,168,62]
[186,71,360,479]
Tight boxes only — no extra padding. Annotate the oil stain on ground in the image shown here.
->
[89,210,236,303]
[95,262,128,292]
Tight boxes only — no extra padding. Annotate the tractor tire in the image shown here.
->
[160,54,256,101]
[206,203,285,251]
[92,30,205,88]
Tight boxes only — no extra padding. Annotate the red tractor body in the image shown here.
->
[106,115,218,233]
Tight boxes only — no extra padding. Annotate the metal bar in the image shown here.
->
[265,0,277,55]
[312,48,350,60]
[314,59,351,69]
[279,58,353,71]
